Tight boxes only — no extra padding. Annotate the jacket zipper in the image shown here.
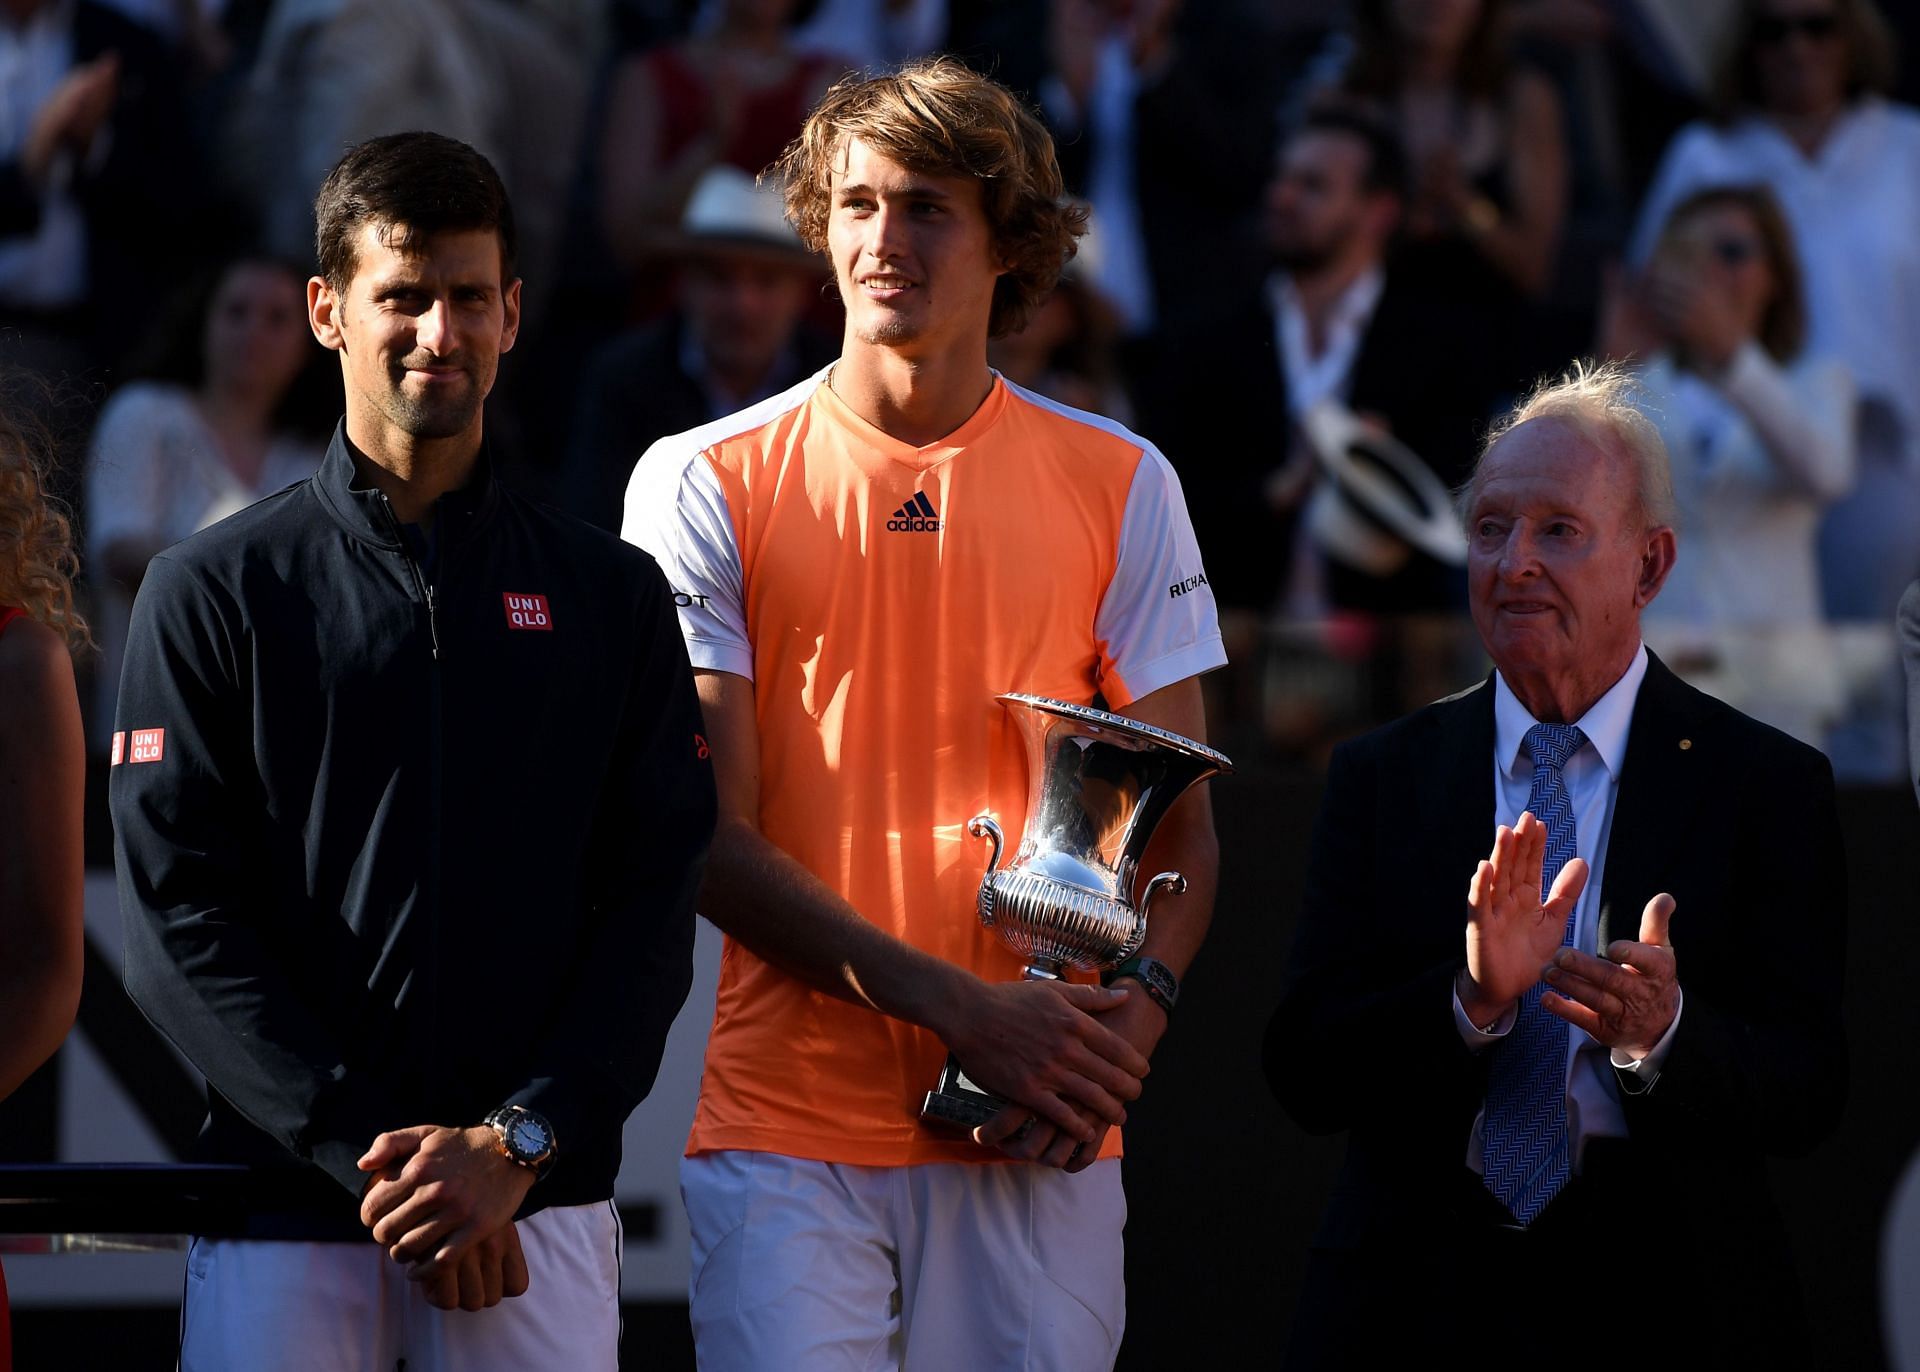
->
[379,493,446,1087]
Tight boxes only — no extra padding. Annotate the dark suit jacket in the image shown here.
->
[1134,272,1506,615]
[1901,578,1920,807]
[1266,653,1847,1360]
[555,313,835,534]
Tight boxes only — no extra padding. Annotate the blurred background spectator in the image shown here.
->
[987,269,1128,421]
[0,0,205,380]
[1630,0,1920,778]
[224,0,596,335]
[561,163,831,532]
[598,0,842,275]
[1303,0,1568,389]
[1608,183,1852,749]
[1037,0,1301,359]
[1141,107,1504,628]
[81,255,333,745]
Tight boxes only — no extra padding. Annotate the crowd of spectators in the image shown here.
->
[16,0,1920,784]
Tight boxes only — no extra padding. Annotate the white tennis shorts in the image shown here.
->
[682,1150,1126,1371]
[178,1201,621,1371]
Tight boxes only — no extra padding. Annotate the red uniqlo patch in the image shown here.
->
[129,728,165,764]
[110,731,125,765]
[503,593,553,631]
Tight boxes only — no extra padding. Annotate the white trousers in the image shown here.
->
[682,1151,1126,1372]
[178,1202,621,1372]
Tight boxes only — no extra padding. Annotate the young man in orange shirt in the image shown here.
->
[624,58,1225,1370]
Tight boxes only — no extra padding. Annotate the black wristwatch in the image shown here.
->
[1102,956,1179,1017]
[485,1105,557,1177]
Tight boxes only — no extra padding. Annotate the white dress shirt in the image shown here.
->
[1268,266,1385,423]
[1453,645,1684,1174]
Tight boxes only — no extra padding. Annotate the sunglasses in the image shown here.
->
[1709,238,1762,266]
[1754,13,1839,43]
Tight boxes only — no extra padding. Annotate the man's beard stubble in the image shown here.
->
[382,365,484,440]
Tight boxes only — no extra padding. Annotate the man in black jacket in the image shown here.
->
[111,132,715,1370]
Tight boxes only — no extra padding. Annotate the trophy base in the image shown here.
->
[920,1054,1007,1130]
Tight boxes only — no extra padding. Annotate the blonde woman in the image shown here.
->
[0,416,86,1372]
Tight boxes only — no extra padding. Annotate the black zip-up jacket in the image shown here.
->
[111,428,716,1239]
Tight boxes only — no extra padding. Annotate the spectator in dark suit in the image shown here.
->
[1139,108,1506,619]
[560,165,833,534]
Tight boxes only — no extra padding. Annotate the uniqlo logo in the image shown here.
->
[503,593,553,631]
[129,729,165,764]
[110,731,125,765]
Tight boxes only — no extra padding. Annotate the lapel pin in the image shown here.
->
[1678,738,1692,750]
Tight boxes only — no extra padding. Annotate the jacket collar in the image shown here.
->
[311,420,501,551]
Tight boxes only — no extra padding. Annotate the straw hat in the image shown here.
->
[674,165,818,267]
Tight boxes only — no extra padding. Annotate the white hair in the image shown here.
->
[1461,359,1679,533]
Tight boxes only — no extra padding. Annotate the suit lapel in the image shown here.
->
[1430,676,1499,904]
[1598,653,1702,948]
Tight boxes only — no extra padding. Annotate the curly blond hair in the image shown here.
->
[0,419,88,649]
[772,56,1088,339]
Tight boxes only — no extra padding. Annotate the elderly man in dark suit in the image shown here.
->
[1268,361,1847,1367]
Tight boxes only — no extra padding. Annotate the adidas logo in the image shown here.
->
[887,492,944,533]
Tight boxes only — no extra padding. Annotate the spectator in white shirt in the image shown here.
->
[1605,182,1852,749]
[1630,0,1920,634]
[83,255,332,746]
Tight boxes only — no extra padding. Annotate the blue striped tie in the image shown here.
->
[1482,722,1587,1227]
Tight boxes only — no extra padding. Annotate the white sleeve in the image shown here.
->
[1718,347,1856,502]
[1094,444,1227,707]
[1611,987,1684,1088]
[1452,985,1516,1048]
[85,386,168,563]
[620,438,754,679]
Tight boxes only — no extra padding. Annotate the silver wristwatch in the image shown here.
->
[484,1105,556,1177]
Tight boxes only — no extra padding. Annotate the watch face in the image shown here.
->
[509,1116,550,1158]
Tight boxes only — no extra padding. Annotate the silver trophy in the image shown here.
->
[920,693,1233,1130]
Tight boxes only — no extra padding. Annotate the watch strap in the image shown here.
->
[1103,955,1179,1016]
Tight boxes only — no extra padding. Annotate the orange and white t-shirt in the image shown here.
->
[623,369,1225,1166]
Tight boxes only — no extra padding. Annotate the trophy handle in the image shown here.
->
[968,814,1004,874]
[1139,870,1187,919]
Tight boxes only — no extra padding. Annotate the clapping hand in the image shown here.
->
[1460,811,1588,1024]
[1543,892,1679,1054]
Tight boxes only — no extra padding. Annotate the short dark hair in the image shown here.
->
[313,132,518,293]
[1293,107,1408,198]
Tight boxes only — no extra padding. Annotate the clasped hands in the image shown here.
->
[357,1124,536,1312]
[941,976,1161,1172]
[1461,811,1679,1054]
